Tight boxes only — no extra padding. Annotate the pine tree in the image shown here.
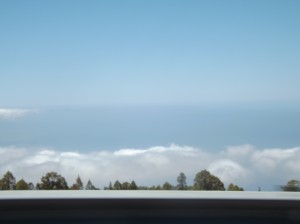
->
[71,175,84,190]
[16,179,29,190]
[76,175,84,190]
[130,181,138,190]
[177,172,187,190]
[86,179,97,190]
[113,180,122,190]
[0,171,16,190]
[28,182,34,190]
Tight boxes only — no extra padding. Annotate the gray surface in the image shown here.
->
[0,190,300,200]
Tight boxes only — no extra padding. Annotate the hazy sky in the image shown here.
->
[1,0,300,107]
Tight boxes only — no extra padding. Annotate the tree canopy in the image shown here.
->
[162,182,173,190]
[37,172,69,190]
[193,170,225,190]
[281,179,300,192]
[16,179,29,190]
[227,183,244,191]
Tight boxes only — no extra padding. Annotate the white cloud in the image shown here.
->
[0,108,38,119]
[250,147,300,174]
[207,159,248,185]
[0,144,299,190]
[226,144,255,157]
[23,150,60,165]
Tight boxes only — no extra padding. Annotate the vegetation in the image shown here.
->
[0,171,16,190]
[86,179,99,190]
[162,182,173,190]
[281,179,300,192]
[193,170,225,190]
[16,179,29,190]
[0,170,250,191]
[105,180,139,190]
[70,176,84,190]
[36,172,69,190]
[177,172,187,190]
[227,183,244,191]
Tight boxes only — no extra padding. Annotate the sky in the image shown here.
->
[1,0,300,190]
[1,0,300,107]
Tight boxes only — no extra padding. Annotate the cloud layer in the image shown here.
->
[0,144,300,190]
[0,108,37,119]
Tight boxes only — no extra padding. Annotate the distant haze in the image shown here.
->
[0,105,299,151]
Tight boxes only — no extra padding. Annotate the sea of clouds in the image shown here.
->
[1,144,300,190]
[1,108,299,190]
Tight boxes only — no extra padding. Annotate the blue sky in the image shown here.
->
[1,0,300,107]
[1,0,300,190]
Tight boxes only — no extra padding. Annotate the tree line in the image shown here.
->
[2,169,297,191]
[0,170,245,191]
[0,171,98,191]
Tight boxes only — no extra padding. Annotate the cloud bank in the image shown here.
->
[0,108,38,119]
[0,144,300,190]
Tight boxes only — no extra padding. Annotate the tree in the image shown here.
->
[86,179,97,190]
[35,183,41,190]
[227,183,244,191]
[37,172,69,190]
[16,179,29,190]
[28,182,34,190]
[122,181,131,190]
[162,182,173,190]
[76,175,84,190]
[0,171,16,190]
[106,182,113,190]
[130,181,138,190]
[113,180,122,190]
[281,179,300,192]
[71,175,84,190]
[177,172,187,190]
[193,170,225,191]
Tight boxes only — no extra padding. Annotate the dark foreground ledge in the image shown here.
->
[0,191,300,223]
